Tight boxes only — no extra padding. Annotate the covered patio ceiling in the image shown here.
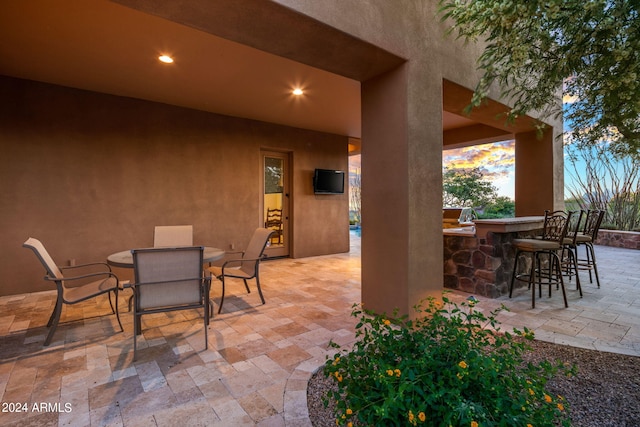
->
[0,0,523,148]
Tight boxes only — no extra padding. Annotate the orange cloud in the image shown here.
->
[350,140,516,197]
[444,140,515,179]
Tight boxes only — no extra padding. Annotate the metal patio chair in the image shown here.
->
[23,237,123,346]
[130,246,210,360]
[207,228,274,314]
[153,225,193,247]
[113,224,195,313]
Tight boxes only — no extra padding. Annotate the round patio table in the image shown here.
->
[107,246,225,268]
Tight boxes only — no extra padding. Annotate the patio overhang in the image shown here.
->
[0,0,565,317]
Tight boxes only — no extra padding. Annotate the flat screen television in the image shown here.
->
[313,169,345,194]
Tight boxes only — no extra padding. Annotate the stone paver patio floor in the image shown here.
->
[1,234,638,426]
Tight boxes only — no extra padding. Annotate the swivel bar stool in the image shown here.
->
[509,210,574,308]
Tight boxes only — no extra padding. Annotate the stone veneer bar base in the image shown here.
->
[443,217,545,298]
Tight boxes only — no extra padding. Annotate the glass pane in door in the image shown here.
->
[264,156,284,248]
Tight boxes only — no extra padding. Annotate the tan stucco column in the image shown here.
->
[514,128,565,215]
[360,64,443,317]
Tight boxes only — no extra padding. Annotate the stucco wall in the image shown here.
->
[0,76,349,296]
[269,0,564,315]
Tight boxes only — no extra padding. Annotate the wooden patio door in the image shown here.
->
[261,150,290,257]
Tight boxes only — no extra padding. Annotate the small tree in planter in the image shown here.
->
[324,295,573,426]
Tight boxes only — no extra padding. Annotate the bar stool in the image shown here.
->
[509,210,574,308]
[573,209,605,287]
[561,210,584,295]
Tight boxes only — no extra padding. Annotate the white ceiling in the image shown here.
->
[0,0,470,140]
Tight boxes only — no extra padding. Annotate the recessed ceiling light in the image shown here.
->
[292,88,304,95]
[158,55,174,64]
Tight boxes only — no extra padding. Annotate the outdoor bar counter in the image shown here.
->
[443,216,544,298]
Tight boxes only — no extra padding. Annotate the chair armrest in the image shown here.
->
[207,250,245,268]
[225,251,245,256]
[60,262,112,272]
[220,258,243,270]
[131,276,209,287]
[221,254,267,267]
[46,270,119,282]
[220,256,267,272]
[240,256,268,262]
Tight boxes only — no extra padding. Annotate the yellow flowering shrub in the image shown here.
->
[323,294,574,426]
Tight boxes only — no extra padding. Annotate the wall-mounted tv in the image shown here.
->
[313,169,345,194]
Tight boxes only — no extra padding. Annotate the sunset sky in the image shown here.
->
[348,139,517,199]
[443,140,516,198]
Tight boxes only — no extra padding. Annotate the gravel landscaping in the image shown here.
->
[307,340,640,426]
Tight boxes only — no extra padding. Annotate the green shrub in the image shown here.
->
[323,295,574,426]
[481,196,515,219]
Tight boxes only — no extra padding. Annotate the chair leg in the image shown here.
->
[552,252,569,308]
[46,297,59,327]
[243,279,251,294]
[561,247,572,280]
[44,297,63,346]
[535,252,544,298]
[208,284,216,317]
[204,284,209,348]
[546,252,553,296]
[108,290,116,314]
[113,289,123,332]
[569,249,582,296]
[134,287,142,335]
[255,276,266,305]
[509,253,516,297]
[561,245,581,294]
[509,250,521,298]
[529,252,538,295]
[218,276,226,314]
[530,251,537,309]
[133,309,138,361]
[135,314,142,335]
[204,317,208,349]
[571,246,580,287]
[584,243,594,283]
[587,243,601,288]
[110,283,133,313]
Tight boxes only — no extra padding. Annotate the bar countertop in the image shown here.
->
[473,216,544,239]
